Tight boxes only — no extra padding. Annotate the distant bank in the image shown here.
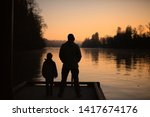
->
[44,39,82,47]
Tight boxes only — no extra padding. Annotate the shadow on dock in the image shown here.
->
[13,81,106,100]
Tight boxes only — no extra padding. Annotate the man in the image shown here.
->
[58,33,82,97]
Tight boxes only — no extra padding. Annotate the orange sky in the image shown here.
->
[36,0,150,41]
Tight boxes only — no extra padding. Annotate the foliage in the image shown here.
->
[82,23,150,49]
[14,0,46,50]
[82,32,101,48]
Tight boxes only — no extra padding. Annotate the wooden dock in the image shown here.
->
[13,81,106,100]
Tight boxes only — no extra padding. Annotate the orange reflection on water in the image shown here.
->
[39,47,150,99]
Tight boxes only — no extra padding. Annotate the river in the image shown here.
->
[13,47,150,99]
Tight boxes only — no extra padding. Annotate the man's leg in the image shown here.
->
[71,68,81,97]
[45,79,50,96]
[49,78,54,96]
[58,65,69,97]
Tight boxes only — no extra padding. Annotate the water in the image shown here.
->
[14,47,150,99]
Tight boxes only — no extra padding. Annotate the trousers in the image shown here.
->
[59,65,80,96]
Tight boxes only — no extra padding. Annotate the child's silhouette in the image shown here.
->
[42,53,58,96]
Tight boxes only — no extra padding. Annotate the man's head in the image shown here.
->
[47,53,52,59]
[68,33,75,42]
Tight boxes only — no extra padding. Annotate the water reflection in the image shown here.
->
[13,49,44,86]
[82,48,150,73]
[13,47,150,99]
[83,48,100,64]
[14,48,150,86]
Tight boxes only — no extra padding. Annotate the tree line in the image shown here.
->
[82,23,150,49]
[14,0,46,50]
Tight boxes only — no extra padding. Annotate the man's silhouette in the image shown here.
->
[58,34,82,97]
[42,53,58,96]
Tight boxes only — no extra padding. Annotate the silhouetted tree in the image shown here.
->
[81,38,91,47]
[117,27,122,34]
[138,25,145,36]
[82,23,150,49]
[14,0,46,50]
[132,28,138,39]
[82,32,101,48]
[125,25,133,39]
[146,22,150,37]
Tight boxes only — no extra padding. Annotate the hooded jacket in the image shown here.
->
[42,59,58,79]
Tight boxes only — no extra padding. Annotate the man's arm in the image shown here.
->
[54,62,58,78]
[76,45,82,63]
[59,45,64,63]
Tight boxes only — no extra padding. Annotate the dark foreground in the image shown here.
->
[13,81,106,100]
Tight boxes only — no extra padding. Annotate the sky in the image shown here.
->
[35,0,150,41]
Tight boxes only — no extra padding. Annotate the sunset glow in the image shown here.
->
[35,0,150,41]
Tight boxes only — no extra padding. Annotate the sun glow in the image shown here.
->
[36,0,150,41]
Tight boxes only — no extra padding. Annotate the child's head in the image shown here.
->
[47,53,52,59]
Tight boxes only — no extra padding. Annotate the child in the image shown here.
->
[42,53,58,96]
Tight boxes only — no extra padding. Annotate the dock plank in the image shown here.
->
[14,81,106,100]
